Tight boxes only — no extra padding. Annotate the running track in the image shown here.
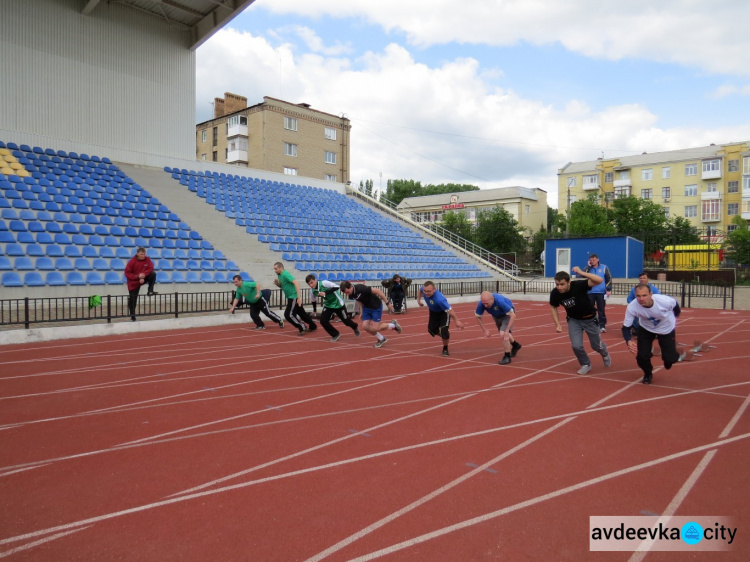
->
[1,301,748,560]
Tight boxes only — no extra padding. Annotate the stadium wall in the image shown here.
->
[0,0,195,165]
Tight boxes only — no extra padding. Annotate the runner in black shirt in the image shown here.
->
[340,282,402,348]
[550,267,612,375]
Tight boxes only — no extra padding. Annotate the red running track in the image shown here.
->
[0,301,748,560]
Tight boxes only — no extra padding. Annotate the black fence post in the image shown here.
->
[106,295,112,323]
[680,281,686,308]
[174,292,179,318]
[24,297,30,330]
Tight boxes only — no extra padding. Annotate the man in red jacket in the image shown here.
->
[124,247,157,321]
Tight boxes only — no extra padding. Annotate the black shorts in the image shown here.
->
[427,310,450,337]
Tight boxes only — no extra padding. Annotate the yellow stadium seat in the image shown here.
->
[0,148,10,156]
[9,162,22,170]
[1,167,13,175]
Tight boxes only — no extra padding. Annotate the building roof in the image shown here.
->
[83,0,257,49]
[397,186,543,209]
[559,142,744,175]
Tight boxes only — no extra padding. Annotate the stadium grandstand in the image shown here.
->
[0,0,501,300]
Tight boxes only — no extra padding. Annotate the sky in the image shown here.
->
[195,0,750,208]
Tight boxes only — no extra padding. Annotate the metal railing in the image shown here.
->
[345,186,520,278]
[1,280,734,330]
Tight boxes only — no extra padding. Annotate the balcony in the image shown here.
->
[582,182,601,191]
[227,123,248,137]
[227,150,248,164]
[701,169,721,180]
[700,191,721,201]
[613,178,631,188]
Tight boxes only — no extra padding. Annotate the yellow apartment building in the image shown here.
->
[196,94,351,184]
[558,141,750,237]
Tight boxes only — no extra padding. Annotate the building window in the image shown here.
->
[618,171,630,181]
[283,167,297,175]
[568,194,577,206]
[284,116,298,131]
[744,176,750,191]
[524,205,530,214]
[685,163,697,176]
[212,127,218,146]
[727,224,739,233]
[662,187,671,200]
[228,115,247,127]
[706,182,718,193]
[604,172,613,183]
[641,168,653,181]
[702,159,721,173]
[684,205,697,218]
[728,203,739,215]
[325,127,337,140]
[566,177,577,188]
[325,151,336,164]
[684,184,697,197]
[583,175,598,187]
[701,200,720,221]
[325,174,336,182]
[728,159,739,172]
[614,186,631,198]
[284,143,297,157]
[212,151,217,162]
[663,207,670,218]
[641,188,652,199]
[201,130,207,142]
[728,181,739,193]
[744,156,750,174]
[228,138,247,151]
[662,167,671,179]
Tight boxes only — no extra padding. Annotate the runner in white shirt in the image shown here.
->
[621,283,689,385]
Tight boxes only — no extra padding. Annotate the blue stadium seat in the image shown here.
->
[239,271,252,281]
[92,258,109,270]
[66,271,85,285]
[2,272,23,287]
[186,271,200,283]
[156,271,171,283]
[0,256,11,270]
[73,258,91,270]
[85,272,105,285]
[200,271,213,283]
[110,258,125,270]
[45,244,63,257]
[98,247,115,258]
[36,257,54,270]
[24,272,45,287]
[115,247,131,259]
[14,257,34,270]
[55,257,74,270]
[0,231,15,243]
[5,243,24,256]
[171,271,186,283]
[213,271,229,283]
[64,246,82,258]
[105,271,123,284]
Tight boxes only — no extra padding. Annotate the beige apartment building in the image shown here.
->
[397,186,548,233]
[196,94,351,184]
[558,141,750,236]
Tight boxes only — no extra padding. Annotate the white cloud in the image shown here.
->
[709,84,750,99]
[197,26,748,209]
[260,0,750,77]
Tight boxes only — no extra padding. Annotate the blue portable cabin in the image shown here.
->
[544,236,643,279]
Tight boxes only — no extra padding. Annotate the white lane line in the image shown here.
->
[345,432,750,562]
[2,432,748,550]
[0,527,91,558]
[628,390,750,561]
[304,418,577,562]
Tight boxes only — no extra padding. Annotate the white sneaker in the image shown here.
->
[577,364,592,375]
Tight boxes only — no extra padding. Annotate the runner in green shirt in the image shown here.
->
[229,275,284,330]
[273,262,317,335]
[306,274,360,342]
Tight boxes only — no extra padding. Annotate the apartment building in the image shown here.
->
[196,94,351,184]
[397,186,548,233]
[558,141,750,235]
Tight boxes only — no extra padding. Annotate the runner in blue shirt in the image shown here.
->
[416,280,464,356]
[583,253,612,332]
[475,291,521,365]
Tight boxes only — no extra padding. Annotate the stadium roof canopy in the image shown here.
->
[82,0,257,49]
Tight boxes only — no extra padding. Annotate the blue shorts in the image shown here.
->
[361,306,383,322]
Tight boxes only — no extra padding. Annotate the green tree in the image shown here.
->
[668,216,702,244]
[725,216,750,265]
[609,196,670,237]
[568,197,616,236]
[474,206,526,254]
[440,210,475,241]
[383,179,479,205]
[547,207,566,235]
